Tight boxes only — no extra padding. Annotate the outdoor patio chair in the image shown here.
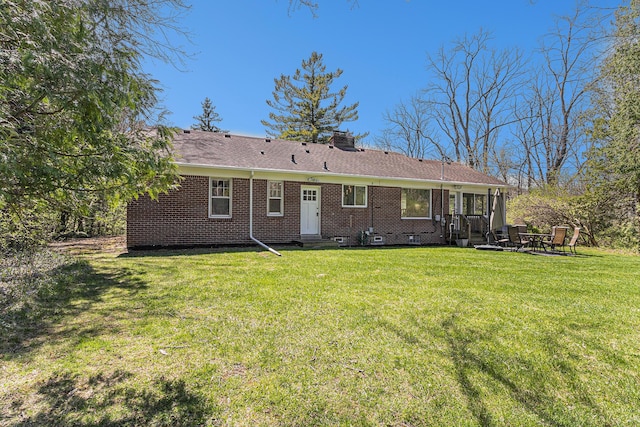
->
[494,231,509,247]
[568,227,581,254]
[542,226,558,246]
[486,229,509,247]
[541,226,568,253]
[508,226,530,251]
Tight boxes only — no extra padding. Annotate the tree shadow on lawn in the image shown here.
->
[6,370,216,426]
[373,310,613,426]
[0,257,147,359]
[1,257,219,426]
[440,313,613,427]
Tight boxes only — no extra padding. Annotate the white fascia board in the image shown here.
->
[176,162,507,190]
[178,163,252,179]
[448,183,510,192]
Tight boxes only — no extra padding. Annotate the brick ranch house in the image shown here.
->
[126,130,508,250]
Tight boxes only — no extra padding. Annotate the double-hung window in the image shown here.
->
[401,188,431,219]
[267,181,284,216]
[342,185,367,207]
[209,178,231,218]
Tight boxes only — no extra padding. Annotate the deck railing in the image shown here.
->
[446,214,489,242]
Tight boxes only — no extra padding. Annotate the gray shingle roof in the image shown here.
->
[172,130,506,186]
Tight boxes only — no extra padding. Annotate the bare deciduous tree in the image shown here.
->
[514,3,606,186]
[288,0,359,16]
[375,95,446,159]
[423,30,525,172]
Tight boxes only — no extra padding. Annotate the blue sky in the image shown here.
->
[148,0,620,143]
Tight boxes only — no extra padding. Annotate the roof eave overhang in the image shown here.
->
[175,162,509,189]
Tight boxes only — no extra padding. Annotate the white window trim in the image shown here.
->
[209,177,232,218]
[401,188,432,220]
[342,184,368,208]
[267,180,284,217]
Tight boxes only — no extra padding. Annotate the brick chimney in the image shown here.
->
[330,131,356,151]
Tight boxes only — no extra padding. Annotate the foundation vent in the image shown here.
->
[371,235,385,245]
[407,235,421,245]
[333,237,348,246]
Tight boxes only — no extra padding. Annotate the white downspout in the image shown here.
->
[441,183,445,239]
[249,171,282,256]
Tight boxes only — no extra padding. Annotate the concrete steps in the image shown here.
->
[295,235,340,249]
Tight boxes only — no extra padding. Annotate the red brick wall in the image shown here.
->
[126,175,449,248]
[321,184,448,246]
[127,175,248,247]
[251,180,302,243]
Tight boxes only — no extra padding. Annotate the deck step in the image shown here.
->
[295,236,340,248]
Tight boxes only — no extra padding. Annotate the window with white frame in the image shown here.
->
[267,181,284,216]
[342,184,367,207]
[209,178,231,217]
[401,188,431,218]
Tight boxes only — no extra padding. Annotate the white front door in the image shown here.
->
[300,186,320,235]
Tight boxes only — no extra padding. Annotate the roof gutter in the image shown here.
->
[249,171,282,256]
[176,162,509,189]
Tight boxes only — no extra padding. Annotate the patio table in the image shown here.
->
[519,232,552,252]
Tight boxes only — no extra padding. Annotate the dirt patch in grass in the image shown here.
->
[49,236,127,256]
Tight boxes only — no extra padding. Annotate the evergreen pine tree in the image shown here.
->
[0,0,184,219]
[589,0,640,250]
[192,97,228,132]
[261,52,363,144]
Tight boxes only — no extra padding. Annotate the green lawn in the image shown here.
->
[2,246,640,426]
